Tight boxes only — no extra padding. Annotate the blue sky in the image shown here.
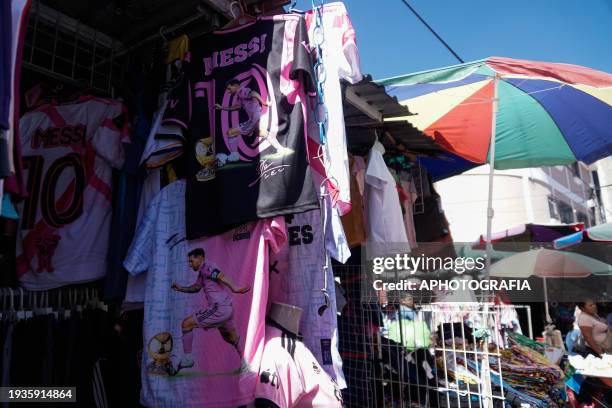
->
[296,0,612,79]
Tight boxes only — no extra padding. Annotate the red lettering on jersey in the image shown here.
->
[35,233,61,273]
[31,125,87,149]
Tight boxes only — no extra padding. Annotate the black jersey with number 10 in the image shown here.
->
[161,15,319,239]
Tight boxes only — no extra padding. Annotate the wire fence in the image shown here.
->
[335,264,534,408]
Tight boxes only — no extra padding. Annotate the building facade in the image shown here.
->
[435,163,601,242]
[592,157,612,224]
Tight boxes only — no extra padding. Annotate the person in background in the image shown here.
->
[576,299,612,356]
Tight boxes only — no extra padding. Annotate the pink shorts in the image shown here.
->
[193,303,235,331]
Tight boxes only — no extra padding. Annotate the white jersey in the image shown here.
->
[256,323,343,408]
[16,96,129,289]
[364,141,410,259]
[125,36,189,302]
[124,168,162,303]
[305,2,363,216]
[269,208,349,388]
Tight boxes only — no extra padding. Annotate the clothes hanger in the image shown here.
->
[75,288,83,313]
[8,288,16,320]
[17,288,26,320]
[0,288,6,321]
[64,289,72,319]
[52,290,59,319]
[159,26,169,44]
[44,291,52,315]
[32,290,41,316]
[93,288,107,312]
[222,1,256,29]
[0,289,5,320]
[158,25,170,55]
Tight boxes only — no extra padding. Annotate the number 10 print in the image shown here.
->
[21,154,85,229]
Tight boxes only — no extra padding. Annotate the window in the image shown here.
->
[557,201,574,224]
[547,196,558,219]
[590,208,598,225]
[571,162,581,178]
[576,211,588,225]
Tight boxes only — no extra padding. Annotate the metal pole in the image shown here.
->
[481,75,499,408]
[93,8,213,68]
[526,305,533,339]
[484,75,500,281]
[543,277,552,324]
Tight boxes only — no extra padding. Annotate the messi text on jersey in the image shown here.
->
[31,125,86,149]
[203,34,268,76]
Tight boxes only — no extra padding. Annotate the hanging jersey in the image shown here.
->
[124,168,162,303]
[364,142,410,259]
[16,96,129,289]
[304,3,363,216]
[125,37,190,302]
[0,0,12,131]
[255,321,343,408]
[140,35,190,168]
[269,209,348,388]
[1,0,30,181]
[341,155,366,247]
[160,14,318,238]
[125,180,287,408]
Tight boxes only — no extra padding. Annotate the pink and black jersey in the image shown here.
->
[16,96,129,289]
[160,15,318,238]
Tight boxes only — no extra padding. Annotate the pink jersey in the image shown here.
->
[196,261,232,306]
[255,323,343,408]
[16,96,129,289]
[125,180,288,407]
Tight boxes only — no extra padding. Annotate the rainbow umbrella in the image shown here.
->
[378,56,612,173]
[378,57,612,273]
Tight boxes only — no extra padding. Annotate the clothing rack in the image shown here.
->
[93,4,222,68]
[21,0,295,96]
[21,0,232,96]
[23,0,121,96]
[0,283,108,318]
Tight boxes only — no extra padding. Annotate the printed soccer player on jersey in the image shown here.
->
[125,180,287,406]
[159,15,318,239]
[214,79,292,166]
[171,248,251,373]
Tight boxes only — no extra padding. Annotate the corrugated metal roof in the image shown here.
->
[343,75,446,156]
[343,74,414,120]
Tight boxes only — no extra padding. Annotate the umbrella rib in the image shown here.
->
[419,83,567,107]
[452,84,568,107]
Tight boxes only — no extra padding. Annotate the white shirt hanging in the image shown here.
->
[364,141,410,259]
